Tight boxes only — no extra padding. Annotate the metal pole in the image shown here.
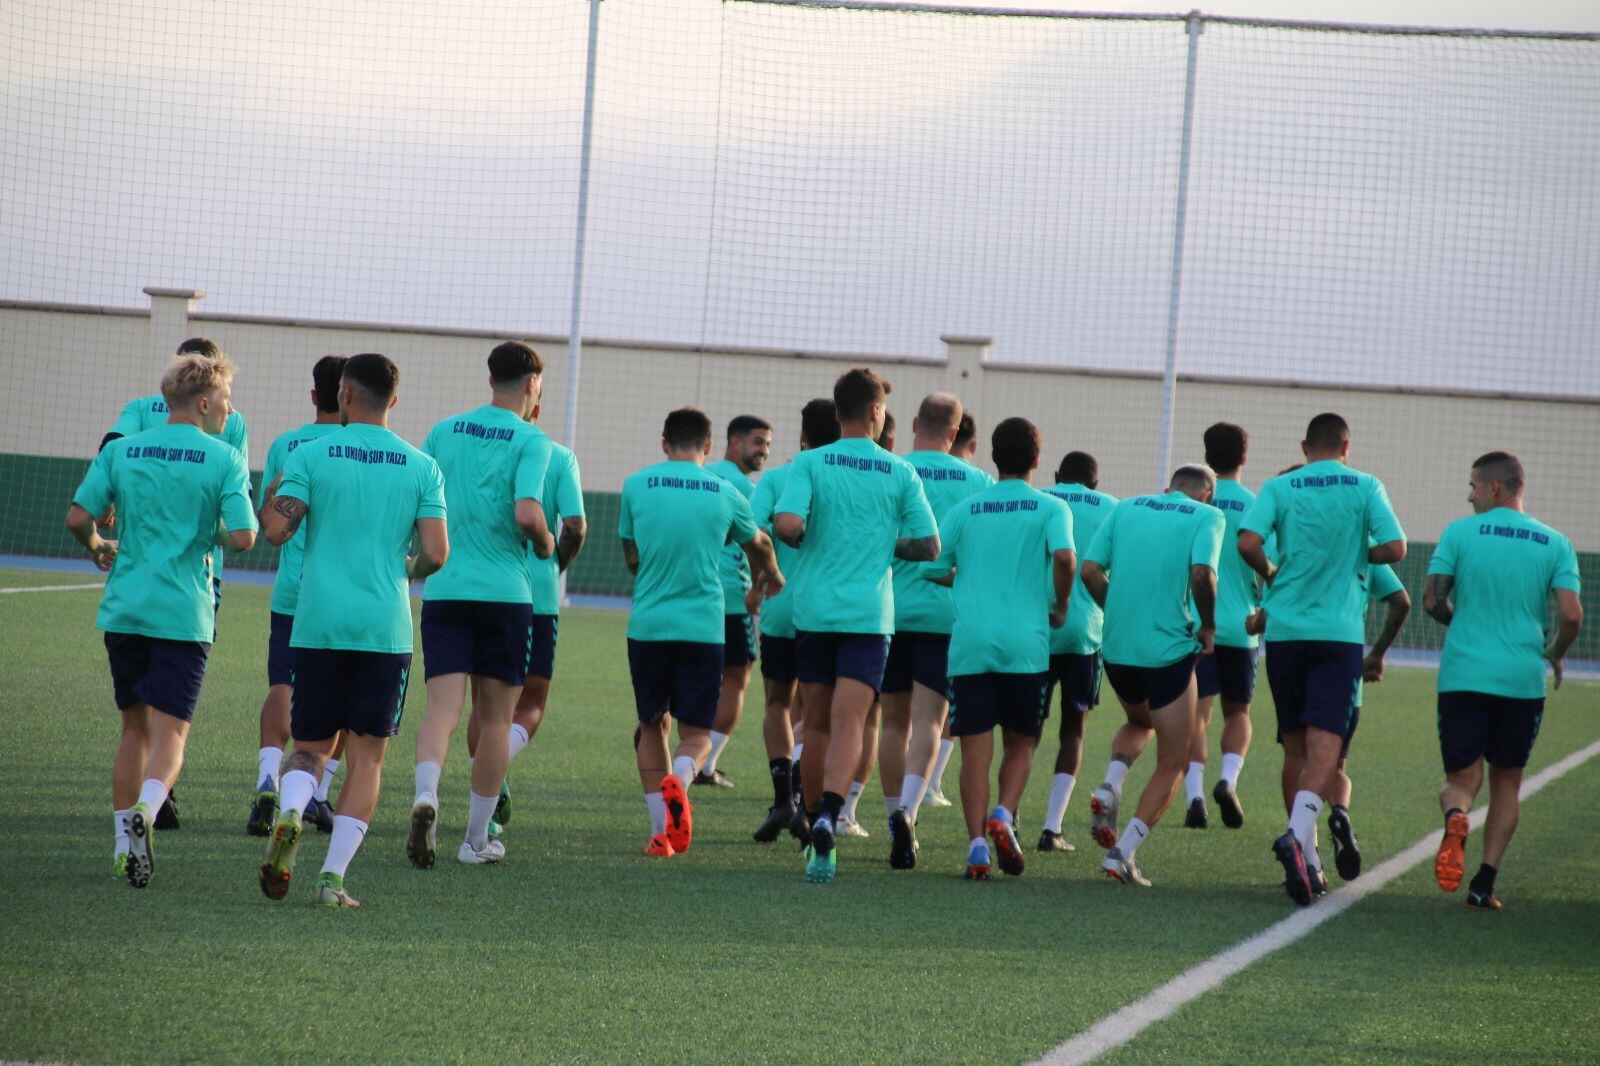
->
[1156,10,1201,489]
[564,0,602,453]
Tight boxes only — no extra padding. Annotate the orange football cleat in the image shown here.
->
[660,774,694,854]
[645,834,676,858]
[1435,810,1470,893]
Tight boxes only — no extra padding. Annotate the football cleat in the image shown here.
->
[693,768,733,789]
[494,778,513,828]
[1212,779,1245,829]
[1036,830,1074,853]
[1184,797,1209,829]
[888,808,918,870]
[788,806,812,847]
[247,783,278,837]
[258,809,303,901]
[1089,785,1119,849]
[1308,866,1330,898]
[806,820,837,884]
[988,815,1025,877]
[1327,805,1362,881]
[113,851,129,880]
[304,796,336,834]
[125,802,155,889]
[645,834,676,858]
[661,774,694,853]
[311,873,361,909]
[406,799,438,870]
[1465,890,1502,911]
[1273,830,1313,906]
[924,786,953,808]
[153,788,180,831]
[1435,810,1469,893]
[1100,846,1151,887]
[754,804,794,844]
[836,816,869,838]
[457,837,506,865]
[964,841,992,881]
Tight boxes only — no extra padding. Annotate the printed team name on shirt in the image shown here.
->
[450,420,518,442]
[1048,489,1103,507]
[1214,497,1248,513]
[123,444,209,464]
[825,452,893,474]
[1477,522,1551,546]
[1288,472,1360,489]
[329,444,409,466]
[970,497,1040,515]
[645,474,722,492]
[1133,497,1198,514]
[914,464,974,482]
[148,400,169,414]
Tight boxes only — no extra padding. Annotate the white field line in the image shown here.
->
[0,583,104,594]
[1035,735,1600,1066]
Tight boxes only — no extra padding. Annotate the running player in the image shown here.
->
[1238,413,1405,906]
[68,352,257,887]
[258,353,449,908]
[100,336,250,831]
[774,367,938,884]
[881,393,994,870]
[877,410,896,452]
[409,342,554,868]
[1423,452,1582,910]
[951,413,978,465]
[1185,422,1260,830]
[1082,465,1224,887]
[249,355,347,838]
[621,408,782,858]
[927,417,1074,879]
[923,412,981,806]
[1036,451,1118,852]
[750,399,839,844]
[699,415,774,788]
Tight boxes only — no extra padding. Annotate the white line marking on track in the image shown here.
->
[1035,735,1600,1066]
[0,583,104,594]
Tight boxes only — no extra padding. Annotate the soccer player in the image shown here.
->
[1082,465,1224,887]
[409,342,554,868]
[620,408,782,858]
[923,415,981,807]
[1036,451,1118,852]
[927,417,1074,879]
[67,352,257,887]
[951,413,978,465]
[877,410,896,452]
[773,367,938,884]
[750,399,840,844]
[258,353,449,908]
[1423,451,1582,910]
[249,354,348,838]
[100,336,250,831]
[699,415,774,788]
[1238,413,1405,906]
[1185,422,1260,830]
[880,392,994,870]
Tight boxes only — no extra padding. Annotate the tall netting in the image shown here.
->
[2,0,1597,661]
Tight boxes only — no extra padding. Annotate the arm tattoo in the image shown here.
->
[271,495,308,534]
[894,535,939,563]
[621,539,640,576]
[1424,574,1455,623]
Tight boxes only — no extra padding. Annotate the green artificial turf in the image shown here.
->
[1,567,1595,1064]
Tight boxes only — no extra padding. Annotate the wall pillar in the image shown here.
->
[940,333,992,427]
[144,287,205,366]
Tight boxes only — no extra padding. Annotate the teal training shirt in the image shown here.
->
[1428,509,1581,699]
[260,422,340,615]
[929,480,1074,676]
[775,437,937,636]
[619,460,758,644]
[706,459,758,615]
[1085,491,1226,668]
[1353,562,1407,709]
[1211,478,1261,649]
[750,462,797,639]
[422,405,551,605]
[892,450,995,634]
[276,423,446,653]
[1241,460,1405,645]
[1043,484,1119,655]
[73,423,257,643]
[527,435,585,616]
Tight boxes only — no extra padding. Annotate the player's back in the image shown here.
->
[114,393,249,458]
[527,437,583,616]
[751,461,797,636]
[892,450,994,633]
[1044,483,1118,654]
[1211,478,1259,648]
[707,458,757,611]
[423,405,552,604]
[1092,492,1225,667]
[261,422,340,615]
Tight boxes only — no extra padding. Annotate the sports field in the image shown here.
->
[2,567,1596,1064]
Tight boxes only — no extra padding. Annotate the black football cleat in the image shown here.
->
[1212,779,1244,829]
[154,787,181,831]
[1036,830,1074,853]
[754,804,793,844]
[305,795,336,833]
[693,769,733,789]
[1273,830,1313,906]
[1327,805,1362,881]
[1184,797,1209,829]
[888,808,917,870]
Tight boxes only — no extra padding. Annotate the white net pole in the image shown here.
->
[1156,11,1203,488]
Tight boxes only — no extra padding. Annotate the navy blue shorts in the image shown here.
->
[291,648,412,740]
[529,614,558,680]
[105,632,211,721]
[1046,651,1101,718]
[761,634,797,685]
[881,630,952,695]
[267,611,296,687]
[949,672,1050,738]
[421,600,535,686]
[1438,691,1545,773]
[1341,706,1361,760]
[1196,644,1258,704]
[795,631,891,692]
[1266,640,1362,742]
[1104,654,1198,711]
[627,639,723,729]
[724,613,757,668]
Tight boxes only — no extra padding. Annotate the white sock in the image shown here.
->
[792,742,804,764]
[901,773,929,822]
[466,791,497,850]
[414,760,442,807]
[1220,752,1245,788]
[508,723,531,762]
[673,755,697,790]
[315,759,340,802]
[257,746,283,790]
[931,739,955,787]
[705,730,731,774]
[645,792,667,835]
[279,769,316,816]
[1104,759,1130,799]
[320,815,368,878]
[1121,817,1151,858]
[1306,823,1323,874]
[884,794,901,818]
[969,835,986,853]
[1044,772,1076,833]
[1185,762,1206,803]
[114,809,131,855]
[1288,790,1324,853]
[841,780,865,821]
[136,778,170,815]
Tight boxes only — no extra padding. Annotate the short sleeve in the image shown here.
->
[618,479,636,540]
[896,467,937,539]
[1426,524,1459,577]
[1366,477,1405,545]
[73,448,115,515]
[1369,563,1405,600]
[727,488,759,547]
[556,451,586,518]
[416,456,447,520]
[1046,497,1074,555]
[749,472,779,528]
[1553,535,1582,594]
[1192,508,1225,570]
[1240,479,1279,538]
[1083,505,1118,568]
[275,446,312,505]
[259,440,284,509]
[513,436,551,504]
[775,453,814,519]
[108,398,144,439]
[226,412,250,467]
[220,449,259,533]
[422,421,442,459]
[926,504,963,579]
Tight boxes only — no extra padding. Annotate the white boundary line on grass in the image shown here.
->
[1035,735,1600,1066]
[0,583,104,594]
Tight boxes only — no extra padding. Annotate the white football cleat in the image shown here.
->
[457,837,507,865]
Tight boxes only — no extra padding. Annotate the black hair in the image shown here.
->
[1305,412,1351,451]
[663,407,713,450]
[312,355,348,413]
[1054,451,1098,489]
[488,340,543,385]
[343,352,400,405]
[1203,422,1248,474]
[992,417,1041,477]
[800,398,840,449]
[727,414,772,438]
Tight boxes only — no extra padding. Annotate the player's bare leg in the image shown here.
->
[700,663,751,786]
[408,673,469,869]
[839,699,879,835]
[878,689,912,817]
[1212,698,1252,828]
[1101,680,1196,886]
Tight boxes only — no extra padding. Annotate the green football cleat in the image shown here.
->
[125,802,155,889]
[259,809,304,901]
[488,818,504,840]
[311,873,361,909]
[247,785,278,837]
[805,820,837,884]
[112,852,128,880]
[494,779,512,828]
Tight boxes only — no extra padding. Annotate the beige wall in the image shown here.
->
[3,292,1595,548]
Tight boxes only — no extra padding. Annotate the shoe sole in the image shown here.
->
[661,777,693,853]
[126,808,153,889]
[1435,811,1469,893]
[494,787,512,829]
[1089,793,1118,849]
[1213,781,1244,829]
[806,830,837,883]
[1328,810,1362,881]
[1272,834,1313,906]
[964,865,991,880]
[407,803,437,870]
[889,810,916,870]
[988,818,1025,877]
[258,818,300,901]
[1465,893,1502,911]
[247,793,277,837]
